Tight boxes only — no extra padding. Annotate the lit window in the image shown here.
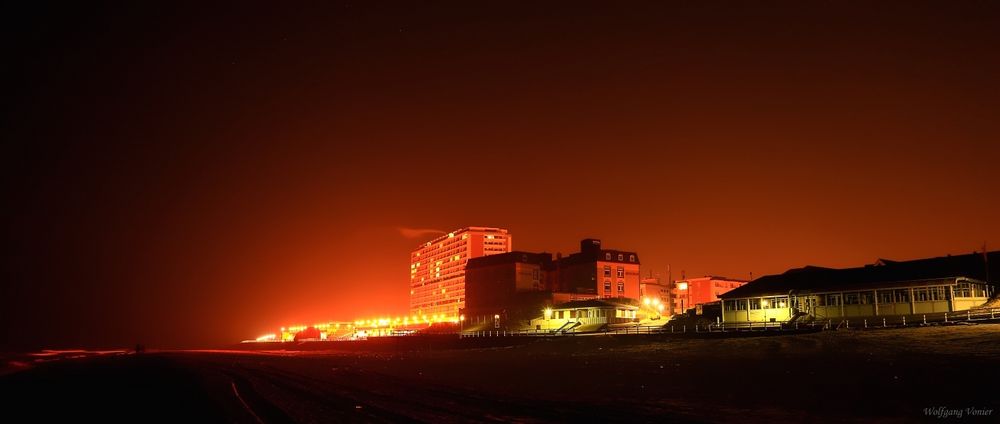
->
[603,266,611,277]
[616,267,624,278]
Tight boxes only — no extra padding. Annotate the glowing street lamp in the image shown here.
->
[544,307,553,320]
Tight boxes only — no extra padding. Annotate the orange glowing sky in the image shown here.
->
[4,2,1000,349]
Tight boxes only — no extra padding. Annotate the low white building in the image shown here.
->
[530,299,638,333]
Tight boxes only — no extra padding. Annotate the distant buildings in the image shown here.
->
[719,251,997,324]
[463,239,640,320]
[640,274,670,315]
[409,227,511,319]
[672,276,748,315]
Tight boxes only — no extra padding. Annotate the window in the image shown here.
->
[749,299,761,310]
[617,282,624,293]
[914,288,928,302]
[605,253,612,260]
[604,266,611,277]
[558,311,564,319]
[768,296,787,308]
[616,267,624,278]
[880,291,894,304]
[604,281,611,293]
[725,300,748,311]
[859,292,873,304]
[929,286,947,301]
[826,294,842,306]
[617,254,624,261]
[955,282,971,298]
[894,289,910,303]
[629,254,636,262]
[844,293,859,305]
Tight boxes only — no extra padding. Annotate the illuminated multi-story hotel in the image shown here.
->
[409,227,511,319]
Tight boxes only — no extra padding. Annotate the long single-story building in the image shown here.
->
[719,251,996,323]
[529,299,639,333]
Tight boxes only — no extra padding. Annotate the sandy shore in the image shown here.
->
[2,325,998,423]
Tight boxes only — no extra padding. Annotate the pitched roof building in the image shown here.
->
[719,251,997,324]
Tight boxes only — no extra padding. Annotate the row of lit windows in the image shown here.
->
[413,231,506,256]
[411,297,465,308]
[413,245,470,264]
[955,282,988,298]
[411,286,466,299]
[603,281,626,294]
[603,266,626,278]
[724,296,789,311]
[725,285,984,311]
[615,309,637,318]
[604,252,637,263]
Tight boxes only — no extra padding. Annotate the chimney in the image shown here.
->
[580,239,602,254]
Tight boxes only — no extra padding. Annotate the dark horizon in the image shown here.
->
[4,1,1000,350]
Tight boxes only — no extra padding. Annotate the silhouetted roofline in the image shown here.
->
[721,251,998,299]
[466,251,553,268]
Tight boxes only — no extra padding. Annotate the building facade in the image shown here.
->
[640,274,670,315]
[672,276,747,315]
[557,239,641,299]
[529,299,639,333]
[464,251,551,319]
[719,252,996,324]
[462,239,641,320]
[409,227,511,319]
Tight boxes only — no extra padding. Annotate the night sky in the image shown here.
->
[4,2,999,350]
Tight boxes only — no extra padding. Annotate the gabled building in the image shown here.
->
[462,239,641,320]
[719,251,997,324]
[555,239,641,299]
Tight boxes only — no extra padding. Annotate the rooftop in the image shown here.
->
[553,298,639,310]
[721,251,998,299]
[466,251,553,268]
